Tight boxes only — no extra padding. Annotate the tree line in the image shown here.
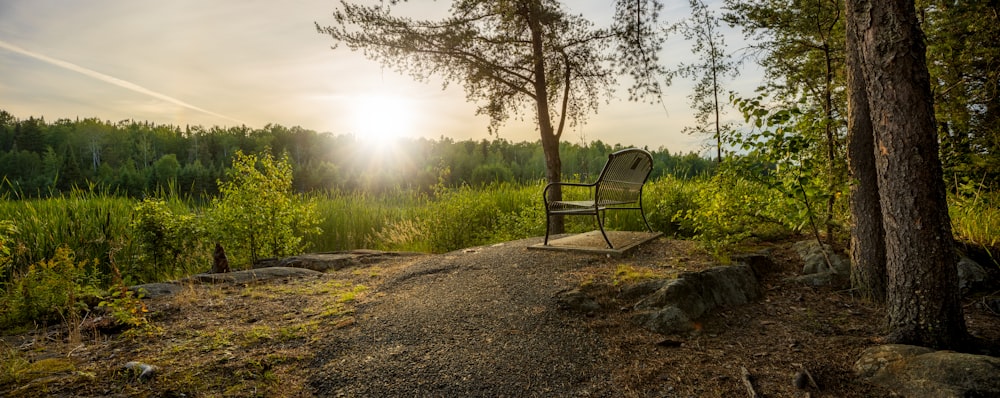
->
[0,109,714,198]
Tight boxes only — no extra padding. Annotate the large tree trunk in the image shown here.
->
[526,1,564,234]
[540,134,563,233]
[847,0,968,349]
[845,14,886,303]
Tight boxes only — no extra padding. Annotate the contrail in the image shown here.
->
[0,39,245,125]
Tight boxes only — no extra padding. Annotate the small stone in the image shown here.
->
[555,289,601,313]
[124,361,158,381]
[984,297,1000,314]
[793,372,809,389]
[656,339,683,348]
[335,317,356,329]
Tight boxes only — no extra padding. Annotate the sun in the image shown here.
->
[351,94,416,142]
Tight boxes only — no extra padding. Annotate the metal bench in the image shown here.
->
[542,148,655,249]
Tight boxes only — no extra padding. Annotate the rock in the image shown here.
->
[957,256,989,295]
[632,264,761,335]
[731,250,779,277]
[254,251,425,272]
[855,344,1000,397]
[787,272,848,288]
[633,306,694,334]
[793,372,809,390]
[129,283,183,299]
[789,240,850,288]
[618,279,668,301]
[555,289,601,313]
[182,267,323,284]
[793,240,849,275]
[124,361,158,381]
[985,297,1000,314]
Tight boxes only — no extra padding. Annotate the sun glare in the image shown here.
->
[351,94,416,142]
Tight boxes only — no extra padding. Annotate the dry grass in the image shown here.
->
[0,256,418,397]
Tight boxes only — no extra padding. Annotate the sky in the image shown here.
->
[0,0,760,155]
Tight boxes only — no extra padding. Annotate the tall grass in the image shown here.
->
[374,182,547,253]
[307,189,425,252]
[950,190,1000,249]
[0,189,137,284]
[2,177,997,285]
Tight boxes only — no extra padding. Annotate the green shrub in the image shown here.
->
[130,198,210,284]
[208,150,321,266]
[1,246,97,328]
[377,182,545,253]
[98,262,157,337]
[642,177,702,237]
[679,168,798,253]
[420,184,497,252]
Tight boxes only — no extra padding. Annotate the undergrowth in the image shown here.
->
[1,170,998,332]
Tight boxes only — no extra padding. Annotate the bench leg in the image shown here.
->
[596,210,614,249]
[544,211,551,245]
[639,206,653,233]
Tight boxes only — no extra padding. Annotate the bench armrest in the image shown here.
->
[542,181,597,206]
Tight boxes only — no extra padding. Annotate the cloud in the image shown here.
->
[0,38,245,125]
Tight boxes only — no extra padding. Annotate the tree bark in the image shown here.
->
[845,12,886,303]
[846,0,968,349]
[525,1,564,234]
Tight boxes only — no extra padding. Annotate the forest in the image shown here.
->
[0,110,714,198]
[1,0,998,356]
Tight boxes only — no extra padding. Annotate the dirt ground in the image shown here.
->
[2,237,998,397]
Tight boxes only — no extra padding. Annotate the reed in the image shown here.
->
[307,189,424,252]
[0,189,137,284]
[2,178,994,285]
[950,191,1000,250]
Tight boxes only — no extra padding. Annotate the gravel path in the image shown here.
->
[307,237,619,397]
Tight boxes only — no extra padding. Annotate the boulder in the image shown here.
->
[254,251,424,272]
[788,240,850,288]
[731,250,780,277]
[634,306,694,334]
[182,267,323,284]
[788,272,840,287]
[957,256,989,295]
[793,240,849,275]
[855,344,1000,397]
[618,279,669,301]
[554,289,601,313]
[129,283,184,299]
[633,263,762,335]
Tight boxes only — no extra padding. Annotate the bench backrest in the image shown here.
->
[594,148,653,205]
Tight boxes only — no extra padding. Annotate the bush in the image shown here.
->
[1,246,97,328]
[678,168,798,253]
[131,199,210,284]
[643,177,702,237]
[208,150,321,266]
